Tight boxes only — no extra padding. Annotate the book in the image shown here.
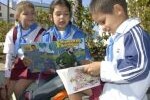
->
[19,38,86,72]
[56,65,101,95]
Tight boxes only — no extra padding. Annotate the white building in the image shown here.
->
[0,2,15,22]
[0,0,49,22]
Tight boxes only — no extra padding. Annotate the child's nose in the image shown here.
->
[28,13,34,18]
[60,14,65,18]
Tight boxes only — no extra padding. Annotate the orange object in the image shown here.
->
[52,90,68,100]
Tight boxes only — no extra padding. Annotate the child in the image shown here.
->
[3,1,45,99]
[83,0,150,100]
[30,0,103,100]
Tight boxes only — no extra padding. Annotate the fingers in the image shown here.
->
[83,64,91,73]
[83,64,93,75]
[83,62,101,76]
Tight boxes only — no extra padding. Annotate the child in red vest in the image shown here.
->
[3,1,45,99]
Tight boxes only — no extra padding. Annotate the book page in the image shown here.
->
[56,64,100,95]
[20,38,86,73]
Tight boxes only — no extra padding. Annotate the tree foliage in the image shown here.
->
[72,0,83,27]
[36,8,52,29]
[71,0,107,60]
[0,21,14,42]
[128,0,150,32]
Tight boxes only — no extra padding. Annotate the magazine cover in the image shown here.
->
[20,38,86,72]
[56,65,100,95]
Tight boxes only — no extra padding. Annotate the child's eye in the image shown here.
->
[31,12,35,15]
[55,13,69,16]
[99,20,105,25]
[64,12,69,15]
[23,12,35,16]
[23,13,28,15]
[64,13,69,16]
[55,13,61,16]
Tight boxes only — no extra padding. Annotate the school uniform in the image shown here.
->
[43,22,91,59]
[3,23,45,80]
[100,18,150,100]
[32,22,103,100]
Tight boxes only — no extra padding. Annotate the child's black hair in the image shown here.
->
[49,0,72,16]
[89,0,127,15]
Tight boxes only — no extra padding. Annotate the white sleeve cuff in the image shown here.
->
[5,54,15,70]
[100,61,127,83]
[4,53,15,78]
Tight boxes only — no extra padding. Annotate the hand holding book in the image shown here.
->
[83,62,101,76]
[56,65,101,95]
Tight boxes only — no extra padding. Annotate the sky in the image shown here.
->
[0,0,91,7]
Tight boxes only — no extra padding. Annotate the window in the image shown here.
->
[10,13,14,18]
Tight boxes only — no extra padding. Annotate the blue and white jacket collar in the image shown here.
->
[116,18,141,35]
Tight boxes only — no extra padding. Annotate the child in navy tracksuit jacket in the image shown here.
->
[83,0,150,100]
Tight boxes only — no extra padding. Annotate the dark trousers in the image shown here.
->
[31,75,64,100]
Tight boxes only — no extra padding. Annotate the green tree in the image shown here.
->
[36,9,52,29]
[128,0,150,32]
[71,0,107,60]
[0,21,14,42]
[72,0,83,27]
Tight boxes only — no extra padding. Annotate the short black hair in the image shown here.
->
[49,0,72,16]
[89,0,127,14]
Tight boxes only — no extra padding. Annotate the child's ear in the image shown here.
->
[49,14,53,21]
[113,4,124,15]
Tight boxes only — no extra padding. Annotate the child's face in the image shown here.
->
[92,5,126,35]
[18,7,35,29]
[52,4,70,31]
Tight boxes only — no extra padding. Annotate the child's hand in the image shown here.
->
[83,62,101,76]
[23,57,32,67]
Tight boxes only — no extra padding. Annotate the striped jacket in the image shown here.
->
[100,18,150,100]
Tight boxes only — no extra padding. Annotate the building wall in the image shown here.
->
[0,2,15,22]
[0,1,49,22]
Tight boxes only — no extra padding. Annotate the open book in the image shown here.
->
[56,64,100,95]
[19,38,86,72]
